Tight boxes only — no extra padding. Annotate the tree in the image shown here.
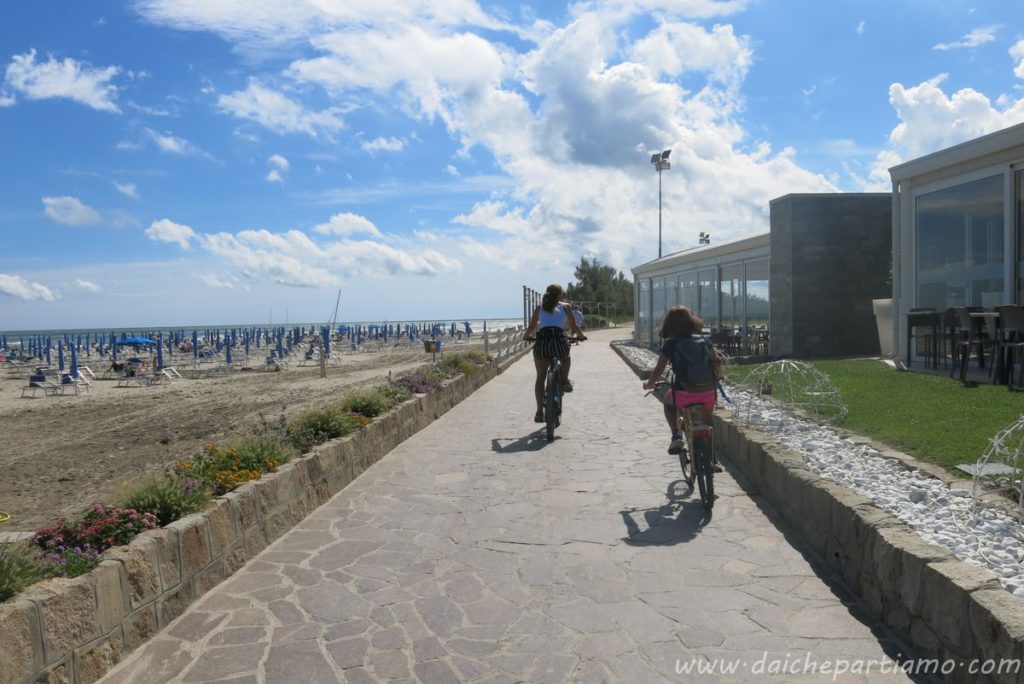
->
[566,257,634,318]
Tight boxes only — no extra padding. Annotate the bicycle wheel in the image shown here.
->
[678,432,694,486]
[693,436,714,511]
[544,368,559,441]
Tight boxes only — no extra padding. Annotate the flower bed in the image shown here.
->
[0,349,509,684]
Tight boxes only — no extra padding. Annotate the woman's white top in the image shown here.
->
[537,305,568,328]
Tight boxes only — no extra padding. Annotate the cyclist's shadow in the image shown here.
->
[620,481,711,546]
[491,429,549,453]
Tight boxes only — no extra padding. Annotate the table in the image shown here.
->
[906,310,941,369]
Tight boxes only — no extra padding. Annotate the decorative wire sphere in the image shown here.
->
[739,359,848,425]
[971,413,1024,515]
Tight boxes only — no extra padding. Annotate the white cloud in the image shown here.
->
[199,231,340,287]
[113,181,138,198]
[313,212,383,237]
[42,196,100,225]
[0,273,58,301]
[4,49,120,112]
[268,154,289,170]
[856,20,865,36]
[933,26,999,51]
[217,80,345,137]
[145,127,209,157]
[361,136,405,154]
[74,278,101,293]
[146,218,197,249]
[444,164,460,177]
[862,74,1024,190]
[1012,39,1024,79]
[266,169,283,183]
[196,273,235,288]
[0,91,14,106]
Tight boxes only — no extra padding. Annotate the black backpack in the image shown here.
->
[669,336,717,391]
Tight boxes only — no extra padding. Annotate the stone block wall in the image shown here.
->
[770,193,892,358]
[0,356,519,684]
[718,415,1024,683]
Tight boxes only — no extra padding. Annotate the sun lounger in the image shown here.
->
[21,380,62,398]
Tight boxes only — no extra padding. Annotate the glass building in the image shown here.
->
[890,122,1024,363]
[631,234,770,349]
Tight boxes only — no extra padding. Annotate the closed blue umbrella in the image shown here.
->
[46,338,52,367]
[225,338,232,366]
[276,331,284,358]
[156,337,164,371]
[244,332,250,358]
[58,342,65,371]
[111,333,117,362]
[321,326,330,357]
[192,330,199,362]
[70,343,78,379]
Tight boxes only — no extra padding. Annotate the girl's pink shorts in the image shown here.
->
[663,389,716,410]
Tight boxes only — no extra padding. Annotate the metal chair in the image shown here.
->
[952,307,995,382]
[994,305,1024,388]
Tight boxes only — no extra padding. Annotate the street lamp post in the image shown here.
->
[650,149,671,258]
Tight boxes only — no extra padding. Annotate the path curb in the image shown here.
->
[612,342,1024,683]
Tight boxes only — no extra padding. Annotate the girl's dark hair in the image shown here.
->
[541,284,564,313]
[659,306,703,338]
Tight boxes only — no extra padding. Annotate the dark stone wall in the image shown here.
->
[769,194,892,358]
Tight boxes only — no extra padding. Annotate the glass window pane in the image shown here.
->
[680,271,699,313]
[637,279,651,346]
[721,265,742,330]
[916,174,1004,309]
[1018,170,1024,304]
[699,268,718,330]
[744,259,770,329]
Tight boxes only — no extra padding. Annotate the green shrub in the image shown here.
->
[440,354,477,376]
[0,542,42,602]
[377,384,412,405]
[231,436,297,471]
[287,406,363,452]
[121,474,211,527]
[341,389,392,418]
[175,437,298,495]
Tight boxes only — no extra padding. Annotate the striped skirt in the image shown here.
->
[532,326,570,360]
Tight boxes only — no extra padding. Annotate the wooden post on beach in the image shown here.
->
[483,322,489,358]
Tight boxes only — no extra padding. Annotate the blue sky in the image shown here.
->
[1,0,1023,330]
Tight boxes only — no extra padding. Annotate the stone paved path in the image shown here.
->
[100,328,911,683]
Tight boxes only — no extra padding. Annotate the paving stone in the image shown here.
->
[98,332,913,683]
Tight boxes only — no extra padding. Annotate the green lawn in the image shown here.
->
[727,358,1024,472]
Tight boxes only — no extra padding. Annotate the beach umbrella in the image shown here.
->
[451,322,456,338]
[156,337,164,371]
[225,338,232,366]
[58,343,65,371]
[111,333,118,362]
[1,335,6,350]
[244,332,250,358]
[70,343,78,379]
[46,338,52,367]
[276,331,284,358]
[322,326,330,358]
[192,330,199,362]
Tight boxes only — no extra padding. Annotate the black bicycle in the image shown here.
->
[651,381,716,511]
[526,337,581,441]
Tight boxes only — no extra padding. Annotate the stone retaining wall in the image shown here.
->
[0,354,523,684]
[611,342,1023,683]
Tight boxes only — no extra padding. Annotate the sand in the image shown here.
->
[0,337,493,533]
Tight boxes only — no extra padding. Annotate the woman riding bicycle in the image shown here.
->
[525,284,586,423]
[642,305,722,470]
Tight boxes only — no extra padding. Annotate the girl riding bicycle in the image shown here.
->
[525,284,586,423]
[642,305,722,469]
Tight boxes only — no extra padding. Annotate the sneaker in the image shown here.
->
[561,380,574,393]
[667,436,686,455]
[534,410,544,423]
[711,461,723,473]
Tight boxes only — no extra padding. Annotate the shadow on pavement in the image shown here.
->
[490,430,550,453]
[620,480,711,545]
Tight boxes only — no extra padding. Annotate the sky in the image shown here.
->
[1,0,1023,331]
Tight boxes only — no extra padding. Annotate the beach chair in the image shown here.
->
[21,380,62,398]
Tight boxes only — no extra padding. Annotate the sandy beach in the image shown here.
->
[0,337,494,533]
